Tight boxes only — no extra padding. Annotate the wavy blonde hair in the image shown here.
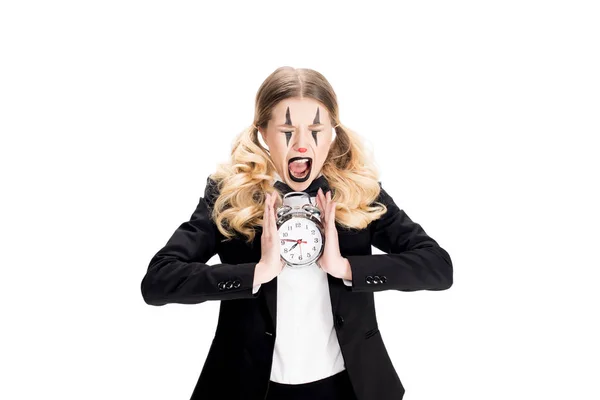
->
[209,66,388,244]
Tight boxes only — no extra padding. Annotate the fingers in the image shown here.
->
[327,190,335,223]
[270,192,278,231]
[264,192,279,236]
[263,192,270,235]
[317,188,332,227]
[316,188,324,216]
[263,192,268,224]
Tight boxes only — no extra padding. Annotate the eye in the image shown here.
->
[281,130,322,134]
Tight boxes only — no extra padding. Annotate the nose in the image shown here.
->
[293,127,311,153]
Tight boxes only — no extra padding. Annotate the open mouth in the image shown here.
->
[288,157,312,182]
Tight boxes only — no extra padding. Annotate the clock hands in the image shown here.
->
[283,238,307,252]
[282,238,307,244]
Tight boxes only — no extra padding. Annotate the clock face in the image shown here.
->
[279,216,323,265]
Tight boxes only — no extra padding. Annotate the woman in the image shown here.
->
[140,66,453,400]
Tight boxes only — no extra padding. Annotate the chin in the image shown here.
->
[286,174,313,191]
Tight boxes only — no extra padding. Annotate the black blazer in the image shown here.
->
[141,175,453,400]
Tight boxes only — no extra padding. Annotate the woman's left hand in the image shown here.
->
[315,188,352,280]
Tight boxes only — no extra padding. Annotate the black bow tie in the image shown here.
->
[273,174,331,197]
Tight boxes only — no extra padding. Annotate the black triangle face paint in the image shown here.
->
[285,107,292,147]
[312,107,320,146]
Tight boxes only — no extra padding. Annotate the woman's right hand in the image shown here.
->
[254,191,285,286]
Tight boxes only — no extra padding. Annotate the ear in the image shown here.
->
[258,128,269,150]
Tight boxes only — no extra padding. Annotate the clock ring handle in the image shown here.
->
[276,205,292,219]
[302,204,321,217]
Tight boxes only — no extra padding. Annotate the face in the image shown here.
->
[259,97,334,191]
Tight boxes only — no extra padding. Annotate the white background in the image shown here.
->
[1,1,599,399]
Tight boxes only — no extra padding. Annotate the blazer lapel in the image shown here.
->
[261,277,278,332]
[327,273,343,314]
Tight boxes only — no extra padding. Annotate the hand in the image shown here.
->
[315,188,352,280]
[255,192,285,286]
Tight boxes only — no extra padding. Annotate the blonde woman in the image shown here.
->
[141,66,453,400]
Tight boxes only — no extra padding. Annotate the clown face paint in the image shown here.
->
[259,97,334,191]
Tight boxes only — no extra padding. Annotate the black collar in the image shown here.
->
[273,174,331,197]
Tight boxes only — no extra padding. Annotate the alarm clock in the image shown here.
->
[275,192,325,268]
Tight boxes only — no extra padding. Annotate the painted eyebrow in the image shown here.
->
[285,106,292,126]
[276,123,324,129]
[277,106,324,129]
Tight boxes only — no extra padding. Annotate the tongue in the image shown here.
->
[289,162,308,174]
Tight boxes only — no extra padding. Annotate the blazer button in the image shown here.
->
[334,314,345,328]
[373,276,381,284]
[233,280,241,288]
[225,281,233,289]
[366,275,374,284]
[217,281,226,290]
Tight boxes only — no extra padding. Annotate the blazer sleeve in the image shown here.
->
[344,182,453,292]
[140,176,261,306]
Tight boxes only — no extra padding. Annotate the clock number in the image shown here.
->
[281,240,284,245]
[284,248,288,253]
[312,246,316,251]
[298,255,303,261]
[288,225,292,231]
[307,253,311,258]
[311,230,315,235]
[295,222,302,228]
[314,238,319,243]
[283,232,288,237]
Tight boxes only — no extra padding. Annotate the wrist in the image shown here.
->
[254,262,266,286]
[342,257,352,280]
